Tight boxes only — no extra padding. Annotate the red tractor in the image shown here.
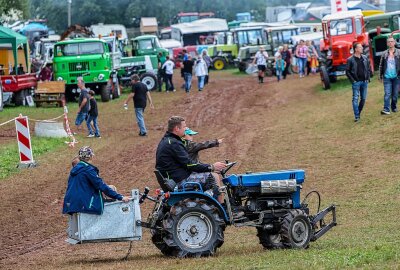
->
[319,10,374,90]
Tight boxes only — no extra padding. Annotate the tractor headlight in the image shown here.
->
[98,74,105,80]
[350,48,354,54]
[327,50,332,57]
[57,76,63,81]
[72,88,76,93]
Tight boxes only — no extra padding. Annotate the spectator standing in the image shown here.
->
[38,64,52,81]
[252,46,269,83]
[281,44,292,79]
[345,43,372,122]
[75,77,90,132]
[124,74,154,136]
[296,40,309,78]
[86,90,101,138]
[182,55,194,93]
[202,49,212,85]
[157,52,166,92]
[194,56,208,91]
[275,54,286,82]
[379,36,400,115]
[161,56,175,92]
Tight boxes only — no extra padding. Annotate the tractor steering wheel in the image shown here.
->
[220,161,237,177]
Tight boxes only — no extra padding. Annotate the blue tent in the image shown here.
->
[19,22,48,35]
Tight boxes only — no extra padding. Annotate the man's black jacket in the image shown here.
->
[156,132,212,183]
[345,54,372,83]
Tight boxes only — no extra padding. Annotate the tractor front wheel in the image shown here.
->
[212,57,226,70]
[257,228,284,249]
[160,199,225,258]
[140,72,157,91]
[280,209,312,249]
[320,66,331,90]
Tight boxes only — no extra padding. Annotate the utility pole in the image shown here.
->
[67,0,72,26]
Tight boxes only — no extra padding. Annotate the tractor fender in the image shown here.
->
[167,192,229,222]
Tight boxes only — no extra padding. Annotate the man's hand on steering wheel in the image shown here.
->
[212,162,227,172]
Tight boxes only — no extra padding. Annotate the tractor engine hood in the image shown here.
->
[331,40,353,66]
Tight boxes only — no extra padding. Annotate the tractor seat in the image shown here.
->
[154,170,203,192]
[154,170,177,192]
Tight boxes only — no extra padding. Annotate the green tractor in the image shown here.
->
[53,38,121,102]
[372,30,400,67]
[234,25,299,75]
[118,35,169,90]
[365,11,400,68]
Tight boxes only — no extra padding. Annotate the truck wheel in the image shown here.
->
[14,90,25,106]
[100,84,111,102]
[257,228,285,249]
[212,57,226,70]
[320,66,331,90]
[280,209,312,249]
[161,199,225,258]
[0,84,3,111]
[140,72,157,91]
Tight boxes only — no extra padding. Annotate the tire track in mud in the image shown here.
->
[0,232,65,261]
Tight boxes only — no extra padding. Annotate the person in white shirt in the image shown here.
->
[252,46,269,83]
[162,56,176,92]
[194,56,208,91]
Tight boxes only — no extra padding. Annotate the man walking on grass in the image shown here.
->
[379,36,400,115]
[345,43,372,122]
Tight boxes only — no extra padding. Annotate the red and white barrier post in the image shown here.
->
[15,115,37,168]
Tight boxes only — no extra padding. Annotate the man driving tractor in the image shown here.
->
[155,116,227,202]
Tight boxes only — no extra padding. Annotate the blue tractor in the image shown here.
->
[145,162,337,257]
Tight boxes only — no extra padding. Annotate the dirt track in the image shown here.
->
[0,71,320,269]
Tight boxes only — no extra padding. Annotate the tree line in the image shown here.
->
[2,0,270,33]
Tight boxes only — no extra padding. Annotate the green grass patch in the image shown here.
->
[0,136,65,179]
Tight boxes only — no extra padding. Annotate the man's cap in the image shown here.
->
[78,146,94,160]
[185,128,198,135]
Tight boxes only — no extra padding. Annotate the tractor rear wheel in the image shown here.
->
[100,84,111,102]
[140,72,157,91]
[320,66,331,90]
[280,209,312,249]
[160,199,225,258]
[257,228,284,249]
[212,57,226,70]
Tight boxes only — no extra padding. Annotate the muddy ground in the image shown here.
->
[0,71,320,269]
